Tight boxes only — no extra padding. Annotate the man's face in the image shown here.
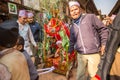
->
[69,5,81,19]
[27,17,34,23]
[18,16,27,25]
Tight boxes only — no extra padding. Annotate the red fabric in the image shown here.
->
[55,33,61,41]
[55,26,60,32]
[50,43,58,49]
[61,22,70,38]
[44,24,56,37]
[95,75,101,80]
[44,18,61,37]
[53,57,60,68]
[69,51,75,61]
[53,62,59,68]
[50,18,56,27]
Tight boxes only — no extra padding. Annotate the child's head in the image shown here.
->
[15,36,24,52]
[56,40,62,48]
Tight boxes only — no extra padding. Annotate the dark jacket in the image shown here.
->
[68,14,108,54]
[96,11,120,80]
[29,21,43,42]
[22,50,38,80]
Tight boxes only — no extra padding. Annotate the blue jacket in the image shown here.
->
[68,14,109,54]
[29,21,43,42]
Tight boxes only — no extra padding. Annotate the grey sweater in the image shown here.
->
[68,14,109,54]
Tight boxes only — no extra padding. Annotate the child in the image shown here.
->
[14,36,39,80]
[0,20,30,80]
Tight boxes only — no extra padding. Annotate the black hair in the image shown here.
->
[17,36,24,45]
[17,36,24,52]
[0,19,19,48]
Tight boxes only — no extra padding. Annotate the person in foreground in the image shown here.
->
[0,20,30,80]
[14,36,39,80]
[68,1,108,80]
[92,10,120,80]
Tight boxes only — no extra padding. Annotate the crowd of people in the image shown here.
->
[0,1,120,80]
[0,9,42,80]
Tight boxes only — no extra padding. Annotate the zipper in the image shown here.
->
[74,23,86,53]
[94,37,99,48]
[74,14,87,53]
[78,27,86,53]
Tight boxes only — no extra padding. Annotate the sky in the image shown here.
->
[94,0,118,15]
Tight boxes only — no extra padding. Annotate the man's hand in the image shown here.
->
[35,45,39,51]
[100,45,105,55]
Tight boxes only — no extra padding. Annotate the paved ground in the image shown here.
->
[39,68,76,80]
[37,63,77,80]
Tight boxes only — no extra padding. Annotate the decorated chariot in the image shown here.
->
[43,17,76,79]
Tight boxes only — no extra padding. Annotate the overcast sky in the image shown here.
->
[94,0,118,15]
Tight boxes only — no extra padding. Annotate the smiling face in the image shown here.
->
[69,5,81,19]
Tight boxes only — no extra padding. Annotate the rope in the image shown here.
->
[37,66,55,75]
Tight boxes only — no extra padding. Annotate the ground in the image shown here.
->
[39,68,76,80]
[38,63,77,80]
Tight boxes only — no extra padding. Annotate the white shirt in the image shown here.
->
[17,21,37,55]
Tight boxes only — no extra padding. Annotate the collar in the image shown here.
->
[29,21,35,25]
[0,48,13,58]
[73,14,82,25]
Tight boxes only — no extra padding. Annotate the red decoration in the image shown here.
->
[69,51,75,61]
[44,18,61,37]
[61,22,70,38]
[95,75,101,80]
